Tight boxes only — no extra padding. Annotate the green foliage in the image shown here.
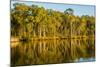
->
[64,8,74,15]
[11,3,95,39]
[11,3,95,66]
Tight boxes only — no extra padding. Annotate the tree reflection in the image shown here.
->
[11,38,95,66]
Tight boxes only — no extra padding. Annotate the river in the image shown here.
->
[11,38,95,66]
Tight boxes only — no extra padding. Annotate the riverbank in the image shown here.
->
[11,35,95,42]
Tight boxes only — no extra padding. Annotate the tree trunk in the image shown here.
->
[39,27,42,38]
[53,29,55,39]
[33,30,36,37]
[43,26,46,37]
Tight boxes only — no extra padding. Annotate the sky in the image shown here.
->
[11,1,95,16]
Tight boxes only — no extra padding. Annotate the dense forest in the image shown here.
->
[11,3,95,40]
[11,3,95,66]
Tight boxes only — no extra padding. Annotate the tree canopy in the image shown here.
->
[11,3,95,39]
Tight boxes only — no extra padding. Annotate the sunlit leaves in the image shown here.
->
[11,3,95,38]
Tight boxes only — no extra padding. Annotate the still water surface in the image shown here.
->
[11,38,95,66]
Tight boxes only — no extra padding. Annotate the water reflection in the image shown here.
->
[11,38,95,66]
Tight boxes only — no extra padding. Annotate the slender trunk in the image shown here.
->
[53,29,56,39]
[39,27,42,38]
[39,42,42,53]
[43,41,46,52]
[33,30,36,37]
[43,26,46,37]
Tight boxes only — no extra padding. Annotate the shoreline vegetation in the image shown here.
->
[11,2,95,66]
[11,3,95,48]
[11,36,95,48]
[11,35,95,42]
[11,3,95,42]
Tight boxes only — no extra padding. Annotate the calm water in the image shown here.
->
[11,38,95,66]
